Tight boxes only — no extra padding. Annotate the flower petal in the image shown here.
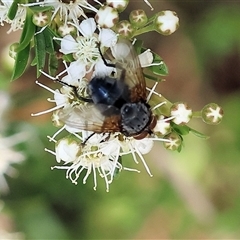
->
[67,60,86,81]
[60,35,79,54]
[55,138,79,163]
[99,28,118,47]
[79,18,96,37]
[93,59,114,78]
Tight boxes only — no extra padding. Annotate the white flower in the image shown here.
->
[49,135,124,192]
[55,18,117,79]
[120,137,154,176]
[24,0,97,27]
[0,0,26,33]
[31,81,75,117]
[48,131,166,191]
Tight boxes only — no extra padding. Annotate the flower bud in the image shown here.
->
[32,11,51,27]
[129,9,148,27]
[95,6,119,28]
[55,138,80,163]
[154,10,179,35]
[116,20,134,38]
[201,103,223,125]
[9,43,19,59]
[58,24,76,37]
[106,0,129,12]
[163,132,182,151]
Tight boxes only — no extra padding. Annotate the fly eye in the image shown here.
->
[123,105,133,115]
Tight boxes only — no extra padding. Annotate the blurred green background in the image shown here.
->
[0,1,240,239]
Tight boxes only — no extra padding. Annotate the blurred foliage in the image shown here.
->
[0,1,240,239]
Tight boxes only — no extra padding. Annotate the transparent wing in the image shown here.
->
[110,39,147,102]
[58,104,121,133]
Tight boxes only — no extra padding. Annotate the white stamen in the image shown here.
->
[31,103,65,116]
[151,101,166,111]
[100,167,109,192]
[147,82,158,102]
[47,126,65,141]
[143,0,154,10]
[83,165,92,184]
[123,167,140,173]
[35,81,58,94]
[45,148,56,155]
[93,165,97,191]
[134,147,153,177]
[47,136,57,143]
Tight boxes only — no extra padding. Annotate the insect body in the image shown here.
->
[59,39,157,139]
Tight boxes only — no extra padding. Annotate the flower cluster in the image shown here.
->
[1,0,223,191]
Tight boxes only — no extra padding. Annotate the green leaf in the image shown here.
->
[31,56,37,66]
[133,39,144,55]
[62,53,74,62]
[11,44,31,80]
[171,123,190,135]
[16,11,36,52]
[143,69,163,82]
[7,0,20,20]
[189,128,209,139]
[148,51,169,76]
[177,135,184,152]
[34,30,46,77]
[48,54,59,77]
[43,28,55,54]
[29,5,53,12]
[148,61,168,76]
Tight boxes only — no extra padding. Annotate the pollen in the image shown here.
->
[73,36,99,64]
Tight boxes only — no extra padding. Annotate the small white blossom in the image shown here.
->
[31,81,74,117]
[55,18,117,79]
[0,0,26,33]
[47,131,160,191]
[25,0,98,27]
[49,134,123,192]
[171,102,192,125]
